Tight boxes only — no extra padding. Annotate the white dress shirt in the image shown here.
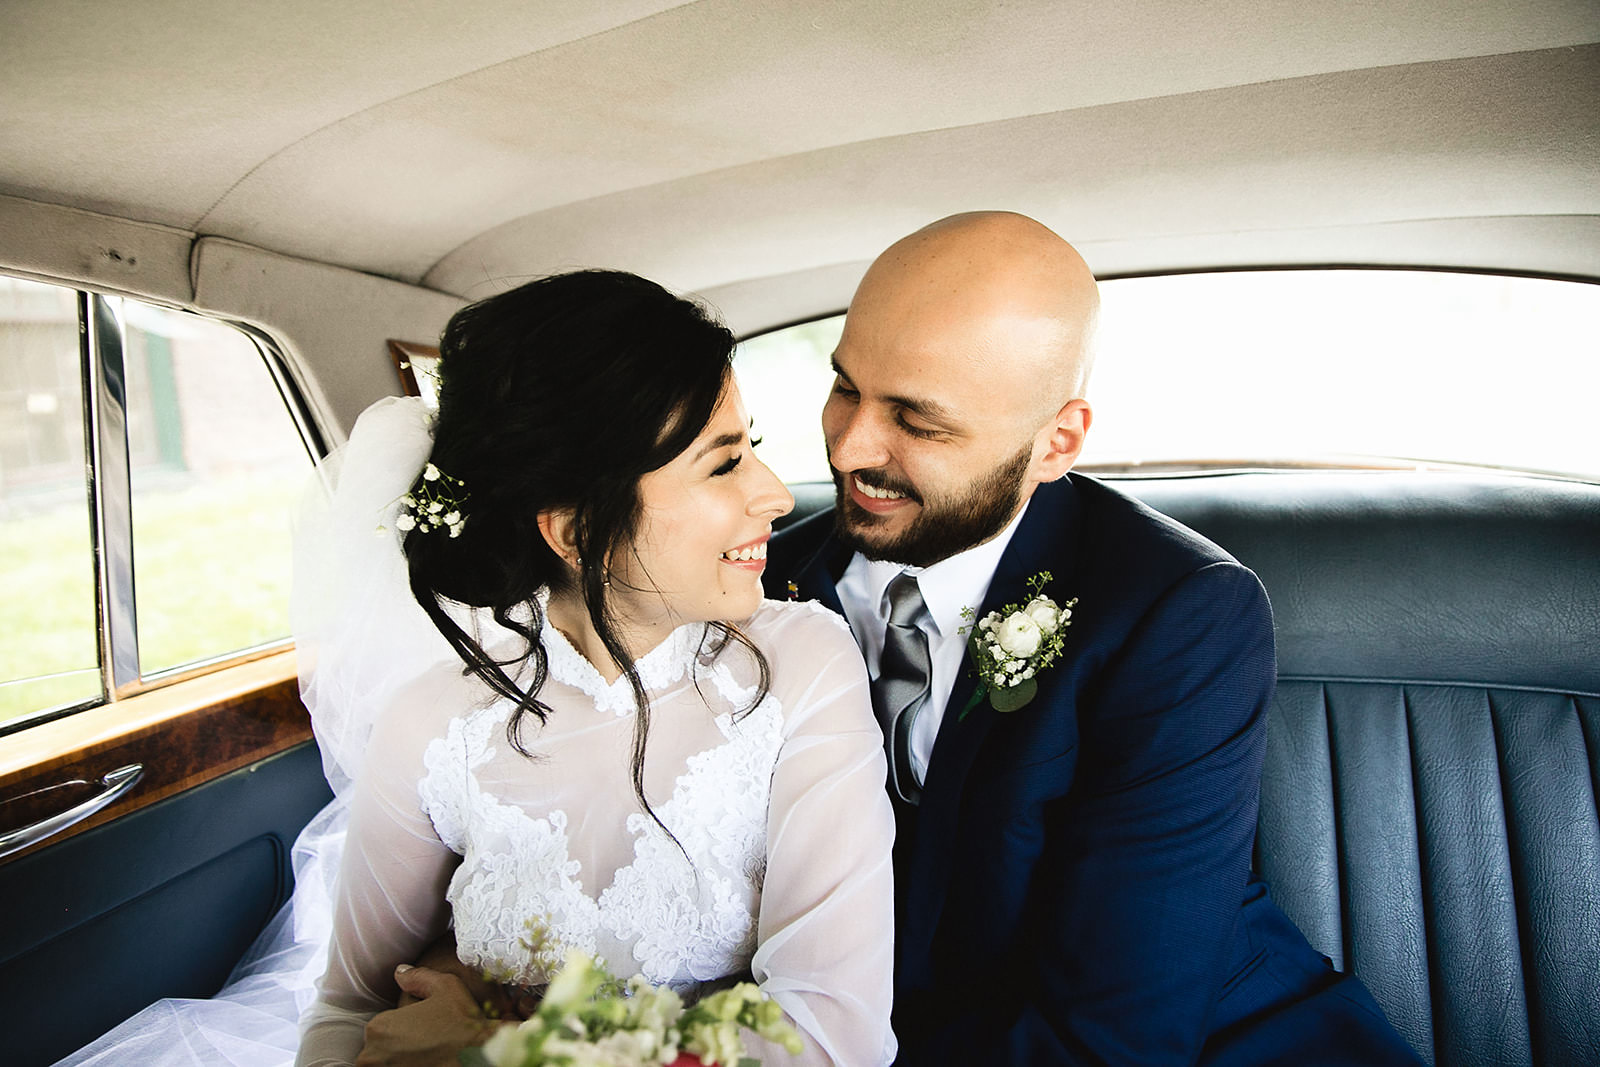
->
[836,502,1031,787]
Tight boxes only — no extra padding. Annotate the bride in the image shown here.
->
[55,270,894,1067]
[298,270,894,1066]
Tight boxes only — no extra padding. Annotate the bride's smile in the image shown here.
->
[719,535,769,567]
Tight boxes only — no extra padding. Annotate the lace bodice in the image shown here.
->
[422,628,784,991]
[299,600,895,1067]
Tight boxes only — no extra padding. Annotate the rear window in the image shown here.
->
[733,268,1599,483]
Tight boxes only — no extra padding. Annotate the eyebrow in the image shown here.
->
[831,356,959,425]
[694,431,745,461]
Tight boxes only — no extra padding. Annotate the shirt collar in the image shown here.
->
[855,500,1032,638]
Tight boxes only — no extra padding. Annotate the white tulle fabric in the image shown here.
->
[52,397,457,1066]
[292,396,485,796]
[55,396,895,1067]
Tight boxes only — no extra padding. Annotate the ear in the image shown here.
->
[1031,399,1092,483]
[536,507,581,567]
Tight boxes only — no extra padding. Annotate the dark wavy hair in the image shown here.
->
[402,269,770,834]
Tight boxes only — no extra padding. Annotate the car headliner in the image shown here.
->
[1,0,1597,336]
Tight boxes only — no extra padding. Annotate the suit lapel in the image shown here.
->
[900,477,1084,965]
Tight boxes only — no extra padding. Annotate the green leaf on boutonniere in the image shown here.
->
[989,677,1037,713]
[959,684,987,722]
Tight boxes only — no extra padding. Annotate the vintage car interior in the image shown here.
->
[1,3,1596,1065]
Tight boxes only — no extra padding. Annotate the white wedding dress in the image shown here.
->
[300,600,895,1067]
[55,397,896,1067]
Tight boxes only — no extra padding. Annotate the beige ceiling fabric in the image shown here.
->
[0,0,694,229]
[0,0,1596,322]
[425,47,1600,298]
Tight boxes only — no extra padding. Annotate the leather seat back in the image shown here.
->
[1129,472,1600,1067]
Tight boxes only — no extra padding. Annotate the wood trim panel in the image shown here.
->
[387,338,440,400]
[0,651,311,865]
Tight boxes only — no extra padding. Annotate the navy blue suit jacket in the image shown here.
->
[765,475,1418,1065]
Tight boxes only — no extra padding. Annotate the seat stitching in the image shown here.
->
[1488,688,1539,1065]
[1403,685,1441,1067]
[1323,681,1349,974]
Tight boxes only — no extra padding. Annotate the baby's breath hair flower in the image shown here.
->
[394,462,470,538]
[959,571,1077,719]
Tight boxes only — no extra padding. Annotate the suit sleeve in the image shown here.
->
[898,560,1276,1065]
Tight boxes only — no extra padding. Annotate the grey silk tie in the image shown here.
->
[874,571,931,805]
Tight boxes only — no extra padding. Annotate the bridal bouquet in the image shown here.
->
[462,949,802,1067]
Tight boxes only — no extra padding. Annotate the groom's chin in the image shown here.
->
[834,500,910,562]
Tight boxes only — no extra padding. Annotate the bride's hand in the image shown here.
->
[355,965,503,1067]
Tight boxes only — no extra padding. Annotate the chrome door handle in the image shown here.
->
[0,763,145,860]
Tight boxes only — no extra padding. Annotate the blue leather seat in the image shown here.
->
[1130,472,1600,1067]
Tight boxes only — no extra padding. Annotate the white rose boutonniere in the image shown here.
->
[959,571,1077,718]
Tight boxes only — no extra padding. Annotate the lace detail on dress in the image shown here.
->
[600,696,784,985]
[449,806,602,982]
[416,657,786,992]
[417,703,502,853]
[540,619,707,716]
[421,702,603,983]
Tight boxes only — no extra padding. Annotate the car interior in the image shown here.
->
[1,3,1596,1065]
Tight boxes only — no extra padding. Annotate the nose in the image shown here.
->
[748,453,794,521]
[823,399,889,473]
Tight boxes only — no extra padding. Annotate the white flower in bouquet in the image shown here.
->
[468,946,801,1067]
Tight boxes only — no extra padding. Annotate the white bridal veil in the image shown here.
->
[56,396,484,1066]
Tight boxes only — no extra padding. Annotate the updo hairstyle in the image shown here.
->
[403,270,770,821]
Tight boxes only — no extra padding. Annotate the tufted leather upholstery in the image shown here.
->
[1127,472,1600,1067]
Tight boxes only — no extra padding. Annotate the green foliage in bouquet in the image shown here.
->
[460,948,803,1067]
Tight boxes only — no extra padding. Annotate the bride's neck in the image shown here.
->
[544,588,661,685]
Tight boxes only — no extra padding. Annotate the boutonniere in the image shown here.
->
[959,571,1077,719]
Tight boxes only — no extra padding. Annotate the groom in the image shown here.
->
[762,212,1420,1064]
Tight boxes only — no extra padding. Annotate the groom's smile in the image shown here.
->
[847,469,919,511]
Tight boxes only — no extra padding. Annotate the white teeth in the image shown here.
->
[854,476,907,500]
[721,542,768,562]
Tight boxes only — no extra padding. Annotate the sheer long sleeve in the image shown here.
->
[748,603,897,1067]
[296,670,462,1067]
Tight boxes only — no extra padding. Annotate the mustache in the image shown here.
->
[833,466,923,505]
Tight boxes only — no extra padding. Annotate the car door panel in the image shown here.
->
[0,738,331,1067]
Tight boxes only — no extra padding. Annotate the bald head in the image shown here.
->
[850,211,1100,409]
[824,213,1098,562]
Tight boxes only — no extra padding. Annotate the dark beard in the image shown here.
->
[831,443,1031,568]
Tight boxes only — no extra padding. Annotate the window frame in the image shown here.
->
[733,264,1600,488]
[2,282,322,738]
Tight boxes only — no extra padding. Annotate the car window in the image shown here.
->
[122,302,313,676]
[0,276,316,731]
[733,269,1600,483]
[0,278,100,720]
